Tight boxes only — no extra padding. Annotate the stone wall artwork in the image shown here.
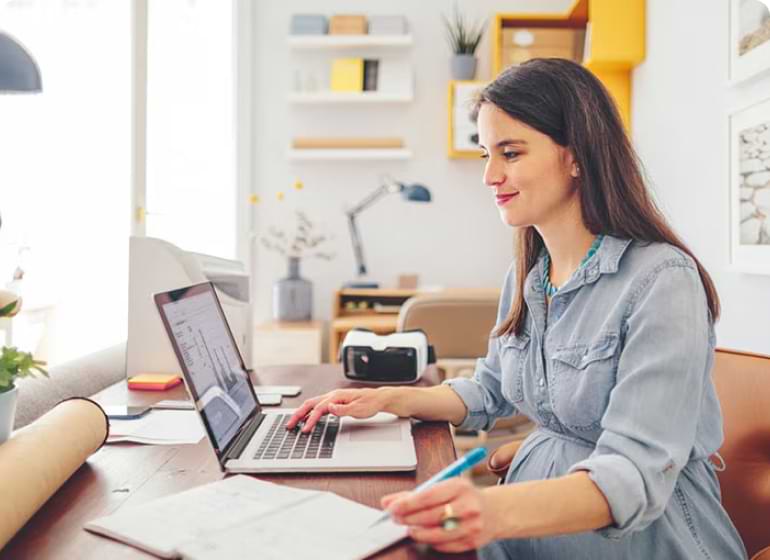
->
[730,95,770,273]
[730,0,770,83]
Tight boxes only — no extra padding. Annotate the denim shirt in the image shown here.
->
[445,236,745,557]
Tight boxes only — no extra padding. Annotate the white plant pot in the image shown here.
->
[0,386,18,444]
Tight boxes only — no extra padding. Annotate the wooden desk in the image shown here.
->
[1,364,475,560]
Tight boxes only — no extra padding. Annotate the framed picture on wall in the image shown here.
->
[447,80,487,159]
[729,0,770,83]
[729,95,770,273]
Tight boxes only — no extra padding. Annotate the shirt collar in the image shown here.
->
[530,235,633,296]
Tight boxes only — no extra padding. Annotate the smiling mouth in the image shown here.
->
[495,192,519,206]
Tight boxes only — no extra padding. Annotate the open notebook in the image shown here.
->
[85,475,407,560]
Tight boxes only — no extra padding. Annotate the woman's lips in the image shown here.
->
[495,192,519,206]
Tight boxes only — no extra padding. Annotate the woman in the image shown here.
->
[286,58,746,559]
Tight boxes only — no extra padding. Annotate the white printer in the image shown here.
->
[126,236,251,378]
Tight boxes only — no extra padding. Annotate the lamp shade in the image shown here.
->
[0,32,42,93]
[401,184,431,202]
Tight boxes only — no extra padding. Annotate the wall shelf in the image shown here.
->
[288,35,413,49]
[289,91,413,104]
[287,148,412,161]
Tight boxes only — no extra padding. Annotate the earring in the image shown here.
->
[573,164,580,178]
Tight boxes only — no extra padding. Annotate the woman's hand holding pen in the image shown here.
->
[285,388,390,433]
[381,477,503,553]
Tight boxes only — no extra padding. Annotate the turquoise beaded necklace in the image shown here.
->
[542,235,604,298]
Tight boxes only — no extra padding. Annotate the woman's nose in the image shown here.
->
[483,159,505,188]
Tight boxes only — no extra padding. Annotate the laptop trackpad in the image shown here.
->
[346,423,402,442]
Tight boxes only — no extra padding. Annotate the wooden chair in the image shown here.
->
[397,290,533,476]
[487,348,770,558]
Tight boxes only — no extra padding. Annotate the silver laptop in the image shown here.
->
[154,282,417,473]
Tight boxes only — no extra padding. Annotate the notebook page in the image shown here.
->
[85,476,321,558]
[177,491,407,560]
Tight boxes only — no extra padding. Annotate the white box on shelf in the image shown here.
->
[369,15,408,35]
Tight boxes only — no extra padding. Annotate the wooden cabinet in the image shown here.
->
[253,321,323,367]
[329,289,416,361]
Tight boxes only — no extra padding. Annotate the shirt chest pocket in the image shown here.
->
[550,334,620,432]
[499,332,530,404]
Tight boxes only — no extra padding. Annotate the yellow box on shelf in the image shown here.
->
[330,58,364,92]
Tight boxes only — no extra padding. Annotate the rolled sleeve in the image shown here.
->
[442,263,517,432]
[568,261,713,539]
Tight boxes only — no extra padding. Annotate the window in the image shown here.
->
[0,0,131,364]
[144,0,238,259]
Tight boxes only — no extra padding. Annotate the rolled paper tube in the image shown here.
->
[0,397,109,549]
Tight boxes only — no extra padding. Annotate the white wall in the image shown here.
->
[250,0,572,333]
[633,0,770,354]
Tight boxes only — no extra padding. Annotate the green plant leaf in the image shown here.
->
[0,346,48,387]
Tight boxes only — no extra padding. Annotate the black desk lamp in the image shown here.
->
[344,178,431,289]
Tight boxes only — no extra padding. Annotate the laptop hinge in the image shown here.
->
[224,413,265,462]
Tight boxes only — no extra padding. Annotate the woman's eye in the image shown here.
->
[480,153,489,160]
[503,151,519,160]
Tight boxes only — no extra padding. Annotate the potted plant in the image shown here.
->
[443,5,486,80]
[0,289,48,444]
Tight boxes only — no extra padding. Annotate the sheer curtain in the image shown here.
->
[0,0,131,364]
[144,0,237,260]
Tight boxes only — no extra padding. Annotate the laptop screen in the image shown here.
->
[157,284,258,452]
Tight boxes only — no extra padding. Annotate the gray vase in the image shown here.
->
[0,386,18,444]
[273,257,312,322]
[451,54,477,80]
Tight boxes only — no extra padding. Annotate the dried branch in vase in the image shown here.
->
[260,210,335,261]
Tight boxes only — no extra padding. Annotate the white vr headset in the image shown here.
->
[340,329,436,384]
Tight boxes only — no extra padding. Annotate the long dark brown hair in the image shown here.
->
[471,59,720,337]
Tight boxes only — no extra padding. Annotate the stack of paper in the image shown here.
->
[85,475,407,560]
[107,410,205,445]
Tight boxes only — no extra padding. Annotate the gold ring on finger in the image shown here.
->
[441,503,460,532]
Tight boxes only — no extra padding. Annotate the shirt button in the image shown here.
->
[538,378,544,387]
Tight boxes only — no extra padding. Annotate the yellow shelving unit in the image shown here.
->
[490,0,645,129]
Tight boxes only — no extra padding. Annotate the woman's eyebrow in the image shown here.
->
[478,139,528,150]
[496,139,527,147]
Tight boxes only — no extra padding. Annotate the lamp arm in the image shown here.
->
[347,214,367,277]
[347,182,398,216]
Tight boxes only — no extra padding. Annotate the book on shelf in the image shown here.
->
[292,137,404,150]
[329,14,367,35]
[363,59,379,91]
[330,58,364,92]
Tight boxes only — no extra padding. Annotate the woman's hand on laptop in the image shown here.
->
[286,388,388,433]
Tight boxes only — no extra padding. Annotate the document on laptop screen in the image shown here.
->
[161,290,257,451]
[84,475,407,560]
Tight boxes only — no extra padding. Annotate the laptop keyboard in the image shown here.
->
[254,414,339,461]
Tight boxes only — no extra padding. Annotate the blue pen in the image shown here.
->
[369,447,488,528]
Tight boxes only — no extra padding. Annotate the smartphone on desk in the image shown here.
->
[104,405,150,420]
